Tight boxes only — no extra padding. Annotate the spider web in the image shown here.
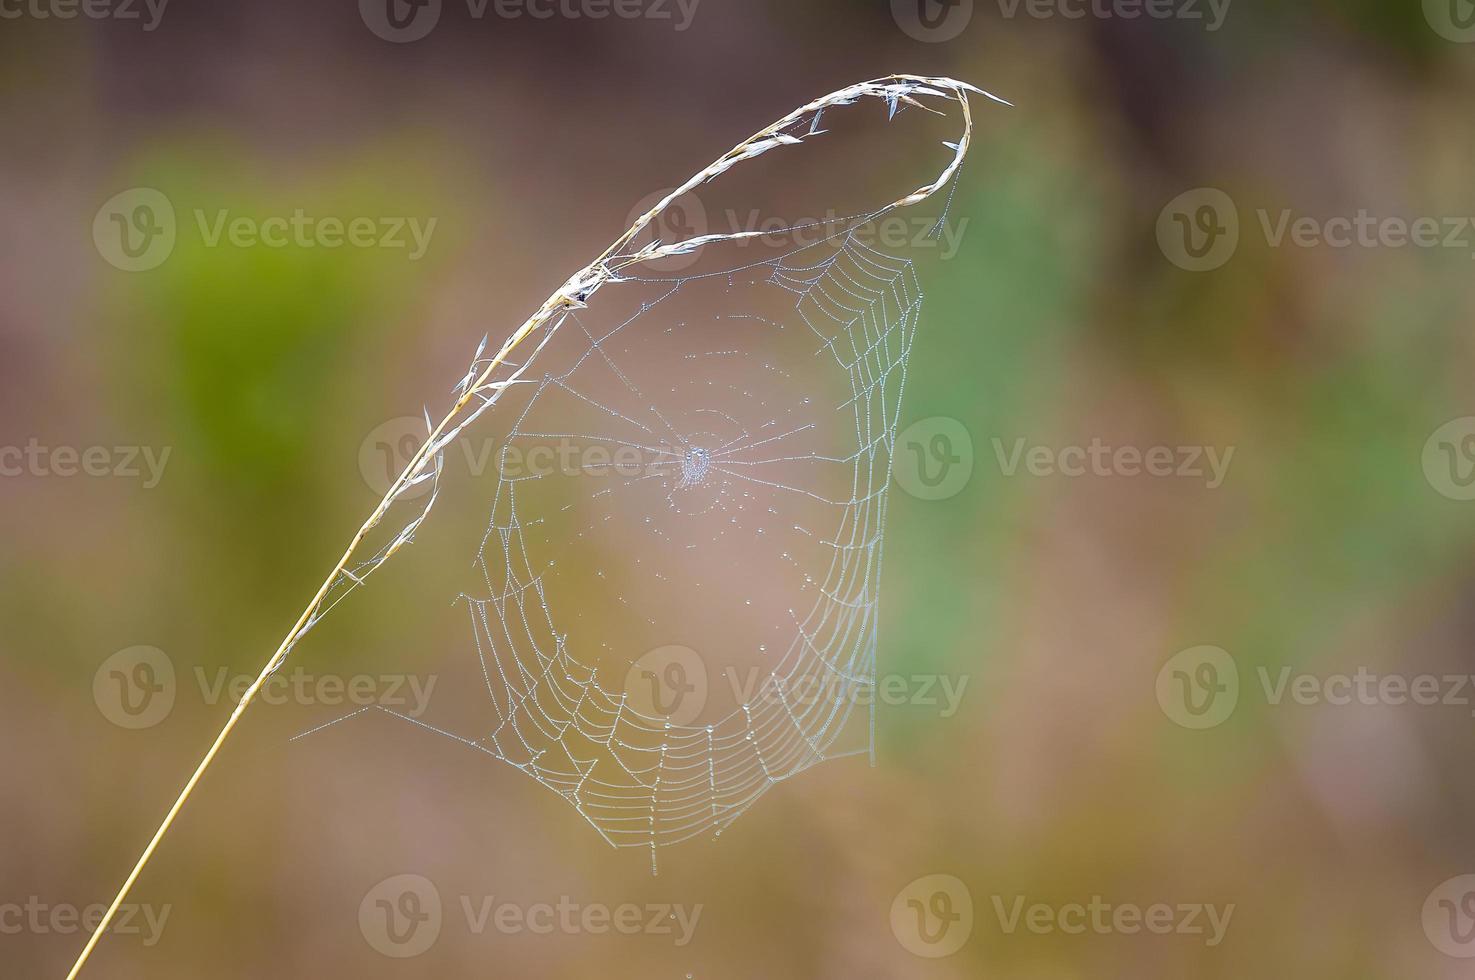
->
[63,79,1001,980]
[455,232,920,866]
[289,77,998,868]
[323,222,927,870]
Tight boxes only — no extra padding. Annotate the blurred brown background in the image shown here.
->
[4,0,1475,977]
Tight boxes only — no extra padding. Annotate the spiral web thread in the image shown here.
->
[480,235,917,863]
